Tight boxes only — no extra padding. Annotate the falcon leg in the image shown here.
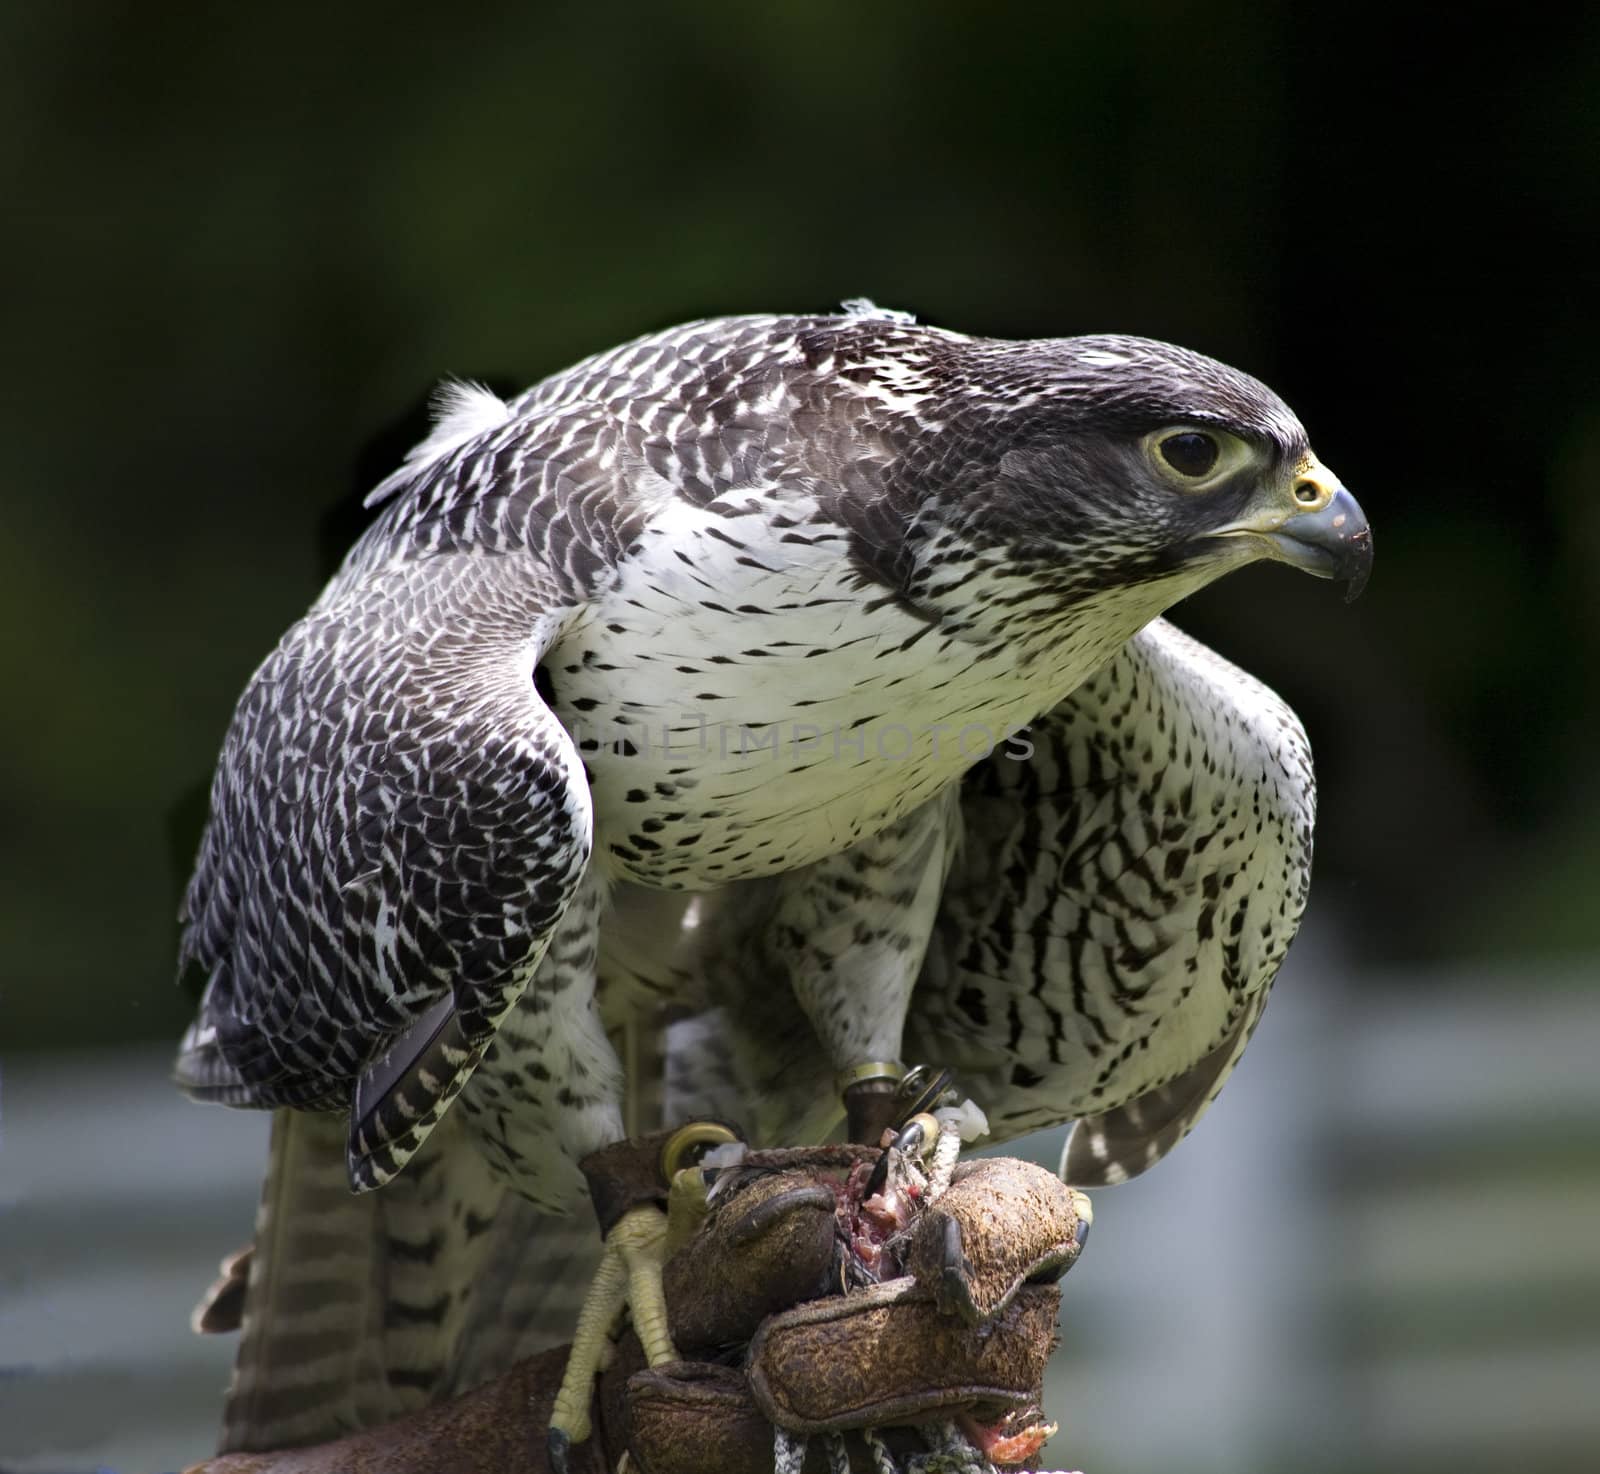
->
[671,791,965,1147]
[546,1121,740,1468]
[772,791,962,1141]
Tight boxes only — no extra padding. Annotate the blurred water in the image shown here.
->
[3,926,1597,1473]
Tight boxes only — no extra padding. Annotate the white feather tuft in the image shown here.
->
[839,297,917,325]
[427,377,513,445]
[363,378,513,508]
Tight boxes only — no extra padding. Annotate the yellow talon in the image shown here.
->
[548,1240,626,1447]
[612,1201,677,1366]
[547,1203,678,1454]
[665,1163,713,1257]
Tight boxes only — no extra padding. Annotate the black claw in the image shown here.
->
[548,1426,571,1474]
[939,1215,979,1322]
[864,1116,931,1201]
[942,1214,972,1275]
[863,1146,896,1202]
[1075,1215,1092,1253]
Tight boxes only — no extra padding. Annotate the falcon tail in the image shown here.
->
[213,1108,386,1451]
[207,1107,592,1453]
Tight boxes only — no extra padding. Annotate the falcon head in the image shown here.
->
[928,331,1372,606]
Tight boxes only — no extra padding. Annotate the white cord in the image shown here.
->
[924,1121,962,1202]
[864,1427,900,1474]
[774,1426,808,1474]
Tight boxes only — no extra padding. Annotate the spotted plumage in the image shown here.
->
[177,302,1370,1449]
[662,618,1314,1183]
[911,617,1313,1183]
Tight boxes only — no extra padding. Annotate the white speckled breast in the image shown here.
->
[545,496,1164,890]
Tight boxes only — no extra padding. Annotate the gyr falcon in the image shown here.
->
[175,301,1370,1455]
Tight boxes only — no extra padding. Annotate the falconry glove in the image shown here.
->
[184,1140,1090,1474]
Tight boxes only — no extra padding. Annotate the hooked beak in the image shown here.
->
[1209,457,1373,601]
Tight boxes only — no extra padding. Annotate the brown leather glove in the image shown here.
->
[186,1146,1089,1474]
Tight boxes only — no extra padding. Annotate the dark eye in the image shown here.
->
[1159,431,1220,478]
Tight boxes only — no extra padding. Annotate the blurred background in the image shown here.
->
[2,3,1596,1471]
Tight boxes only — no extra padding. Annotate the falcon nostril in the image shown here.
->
[1294,480,1321,505]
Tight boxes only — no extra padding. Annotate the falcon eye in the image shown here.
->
[1158,432,1221,478]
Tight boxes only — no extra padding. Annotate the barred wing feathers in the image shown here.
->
[175,556,594,1189]
[908,617,1316,1184]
